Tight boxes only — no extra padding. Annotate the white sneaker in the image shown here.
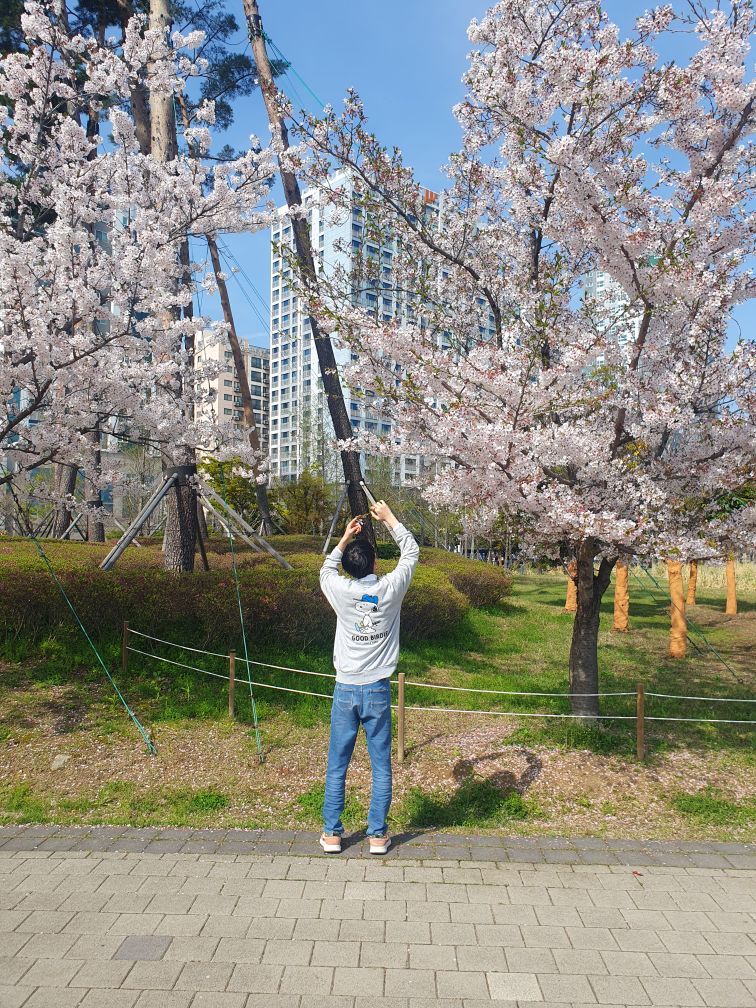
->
[319,833,342,853]
[369,835,391,855]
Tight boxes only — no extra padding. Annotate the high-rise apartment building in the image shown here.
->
[583,271,641,351]
[196,334,270,446]
[268,171,449,484]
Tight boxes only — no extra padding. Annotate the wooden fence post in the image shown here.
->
[636,682,645,762]
[228,650,236,720]
[397,672,405,764]
[122,622,129,677]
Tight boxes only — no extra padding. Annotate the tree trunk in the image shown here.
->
[686,559,698,606]
[163,468,197,573]
[612,559,629,631]
[725,556,737,615]
[564,560,577,613]
[207,234,275,535]
[116,1,151,152]
[85,421,105,543]
[147,0,194,572]
[666,559,686,659]
[51,463,78,538]
[568,541,615,719]
[242,0,374,547]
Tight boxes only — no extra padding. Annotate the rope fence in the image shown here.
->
[122,624,755,763]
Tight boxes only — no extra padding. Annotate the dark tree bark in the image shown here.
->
[115,0,151,152]
[568,539,616,719]
[85,421,105,543]
[51,463,78,538]
[145,0,196,572]
[242,0,375,547]
[206,237,276,536]
[163,474,197,572]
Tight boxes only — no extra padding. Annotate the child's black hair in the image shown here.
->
[342,539,376,580]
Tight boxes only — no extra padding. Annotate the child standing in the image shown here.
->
[318,500,419,853]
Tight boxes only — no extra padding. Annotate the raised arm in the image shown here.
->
[319,516,364,606]
[370,501,420,597]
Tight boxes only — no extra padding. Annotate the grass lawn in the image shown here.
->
[0,541,754,840]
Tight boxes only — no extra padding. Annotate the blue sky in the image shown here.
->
[199,0,753,349]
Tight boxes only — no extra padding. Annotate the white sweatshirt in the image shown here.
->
[319,523,420,684]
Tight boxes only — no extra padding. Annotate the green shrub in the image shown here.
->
[0,542,468,650]
[420,549,512,607]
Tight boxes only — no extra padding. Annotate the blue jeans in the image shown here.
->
[323,678,392,837]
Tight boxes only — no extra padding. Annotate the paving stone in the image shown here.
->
[504,947,558,974]
[692,979,754,1007]
[360,942,409,968]
[436,970,488,998]
[601,949,658,976]
[406,942,455,972]
[0,987,36,1008]
[69,959,133,987]
[485,971,543,1001]
[74,991,139,1008]
[17,958,83,987]
[132,994,193,1008]
[174,961,233,991]
[65,934,124,960]
[278,965,333,995]
[384,969,436,998]
[641,977,705,1006]
[537,973,596,1002]
[551,948,607,975]
[0,957,33,985]
[22,990,85,1008]
[700,931,755,955]
[565,925,619,950]
[189,995,246,1008]
[242,997,298,1008]
[114,935,172,961]
[589,974,651,1004]
[339,919,385,943]
[332,966,384,996]
[122,960,184,988]
[162,937,219,962]
[225,964,283,994]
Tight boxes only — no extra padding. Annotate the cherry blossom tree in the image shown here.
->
[1,2,276,566]
[290,0,755,716]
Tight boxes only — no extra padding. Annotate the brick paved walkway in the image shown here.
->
[1,826,754,1007]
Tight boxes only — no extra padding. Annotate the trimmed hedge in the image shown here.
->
[420,550,512,608]
[0,542,470,650]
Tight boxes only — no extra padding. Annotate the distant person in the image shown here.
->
[318,500,419,855]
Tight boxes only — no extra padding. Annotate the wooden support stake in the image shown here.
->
[122,622,129,677]
[228,650,236,720]
[397,672,405,764]
[636,682,645,762]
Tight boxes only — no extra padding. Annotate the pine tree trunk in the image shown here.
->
[725,556,737,615]
[207,234,275,535]
[564,560,577,613]
[568,541,615,719]
[52,463,78,538]
[612,559,629,631]
[667,559,687,659]
[686,559,698,606]
[243,0,375,548]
